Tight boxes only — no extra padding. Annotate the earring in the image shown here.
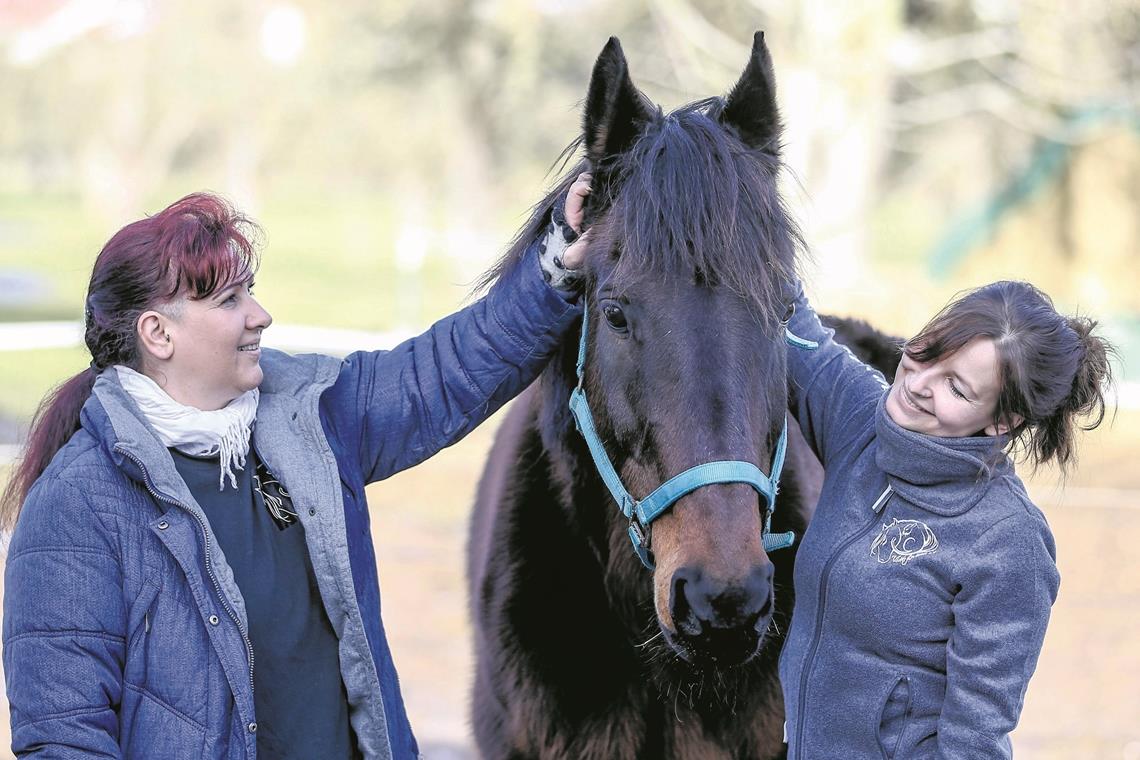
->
[164,334,170,342]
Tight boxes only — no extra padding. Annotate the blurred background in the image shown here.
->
[0,0,1137,757]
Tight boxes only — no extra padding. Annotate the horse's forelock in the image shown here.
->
[476,101,802,320]
[606,101,802,324]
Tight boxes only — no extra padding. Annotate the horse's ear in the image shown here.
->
[583,37,655,166]
[720,31,781,156]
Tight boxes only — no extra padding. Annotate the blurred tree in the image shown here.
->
[0,0,1136,307]
[901,1,1135,313]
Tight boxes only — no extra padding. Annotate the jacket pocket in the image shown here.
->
[126,576,161,651]
[123,564,211,727]
[120,683,206,759]
[877,675,912,760]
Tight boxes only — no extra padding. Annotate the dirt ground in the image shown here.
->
[2,407,1138,759]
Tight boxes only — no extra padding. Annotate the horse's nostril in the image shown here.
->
[670,568,704,638]
[746,562,775,624]
[748,561,775,592]
[755,591,773,625]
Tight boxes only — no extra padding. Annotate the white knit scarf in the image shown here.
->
[115,365,259,490]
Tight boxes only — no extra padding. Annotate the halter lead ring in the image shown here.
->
[568,296,815,569]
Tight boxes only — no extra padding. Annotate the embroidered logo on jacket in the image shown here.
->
[870,518,939,565]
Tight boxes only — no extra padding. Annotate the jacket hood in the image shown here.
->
[874,396,1012,516]
[257,348,342,399]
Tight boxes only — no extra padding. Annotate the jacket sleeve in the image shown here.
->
[3,477,125,758]
[786,282,891,467]
[936,511,1060,758]
[322,238,581,484]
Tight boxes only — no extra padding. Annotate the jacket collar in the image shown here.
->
[81,350,342,499]
[83,369,198,507]
[874,396,1011,516]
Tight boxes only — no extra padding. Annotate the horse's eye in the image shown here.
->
[781,302,795,324]
[601,302,629,333]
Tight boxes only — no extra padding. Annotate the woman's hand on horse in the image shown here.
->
[565,172,591,233]
[563,173,592,270]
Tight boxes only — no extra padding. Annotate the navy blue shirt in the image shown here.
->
[171,448,360,760]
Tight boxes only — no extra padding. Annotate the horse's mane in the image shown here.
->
[479,97,804,326]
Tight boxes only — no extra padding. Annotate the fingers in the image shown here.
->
[569,172,592,197]
[565,172,593,233]
[562,229,590,270]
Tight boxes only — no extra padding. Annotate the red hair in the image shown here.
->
[1,193,261,529]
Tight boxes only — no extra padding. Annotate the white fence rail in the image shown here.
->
[0,320,413,356]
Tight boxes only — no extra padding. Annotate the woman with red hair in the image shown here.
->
[2,182,589,759]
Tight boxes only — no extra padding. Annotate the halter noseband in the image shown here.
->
[568,296,818,569]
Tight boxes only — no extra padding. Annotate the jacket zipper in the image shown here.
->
[118,447,257,703]
[793,483,893,758]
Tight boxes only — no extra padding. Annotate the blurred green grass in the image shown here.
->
[0,190,517,328]
[0,347,89,421]
[0,191,527,422]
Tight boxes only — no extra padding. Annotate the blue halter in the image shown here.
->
[567,297,817,569]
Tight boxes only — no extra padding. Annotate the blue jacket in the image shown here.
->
[3,249,579,759]
[779,290,1060,759]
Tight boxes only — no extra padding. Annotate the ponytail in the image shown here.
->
[1021,315,1116,474]
[1066,316,1113,428]
[1,368,99,530]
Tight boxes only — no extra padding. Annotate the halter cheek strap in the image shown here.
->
[568,296,815,569]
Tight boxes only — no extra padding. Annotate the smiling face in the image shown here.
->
[885,336,1008,437]
[156,279,272,410]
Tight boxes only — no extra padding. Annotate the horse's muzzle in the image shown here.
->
[666,563,775,666]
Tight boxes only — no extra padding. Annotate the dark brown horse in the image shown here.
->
[468,34,898,759]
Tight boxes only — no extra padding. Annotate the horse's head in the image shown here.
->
[553,33,803,669]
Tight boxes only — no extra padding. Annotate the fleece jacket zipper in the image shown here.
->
[792,482,894,758]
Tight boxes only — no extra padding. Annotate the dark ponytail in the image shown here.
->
[1029,316,1116,472]
[1067,316,1113,426]
[0,192,260,531]
[1,369,98,530]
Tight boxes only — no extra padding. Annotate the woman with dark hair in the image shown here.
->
[780,280,1115,758]
[2,181,589,759]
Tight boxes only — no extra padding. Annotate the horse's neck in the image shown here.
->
[535,341,586,474]
[533,345,655,601]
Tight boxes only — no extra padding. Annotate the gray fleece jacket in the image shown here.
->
[778,290,1060,759]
